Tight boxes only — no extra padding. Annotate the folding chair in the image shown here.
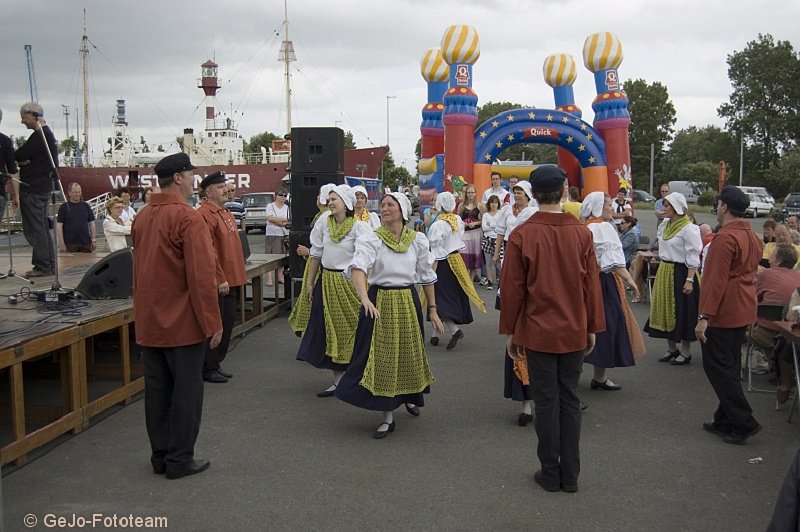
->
[788,339,800,423]
[745,303,786,393]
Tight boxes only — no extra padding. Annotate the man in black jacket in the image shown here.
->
[0,109,20,224]
[13,102,58,277]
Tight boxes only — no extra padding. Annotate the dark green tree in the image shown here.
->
[58,136,79,157]
[13,136,26,149]
[662,126,744,186]
[243,131,280,153]
[623,79,677,182]
[718,34,800,172]
[343,130,356,150]
[763,146,800,198]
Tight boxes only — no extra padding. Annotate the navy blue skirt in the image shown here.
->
[585,272,635,368]
[430,257,473,325]
[336,285,429,411]
[643,262,700,342]
[503,352,531,401]
[295,276,349,371]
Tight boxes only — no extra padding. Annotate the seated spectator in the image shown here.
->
[750,245,800,372]
[787,215,799,232]
[762,225,800,269]
[629,236,659,303]
[611,188,632,226]
[779,289,800,403]
[762,219,776,244]
[618,215,639,268]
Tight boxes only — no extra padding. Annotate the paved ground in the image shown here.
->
[2,208,797,531]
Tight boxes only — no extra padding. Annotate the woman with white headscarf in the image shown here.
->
[288,183,336,335]
[352,185,381,229]
[296,185,371,396]
[643,192,702,365]
[580,191,646,391]
[336,192,443,438]
[427,191,487,349]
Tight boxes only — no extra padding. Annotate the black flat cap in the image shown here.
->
[200,171,226,189]
[154,153,197,178]
[718,185,750,213]
[530,165,566,193]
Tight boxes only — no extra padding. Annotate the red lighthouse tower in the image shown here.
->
[198,60,221,127]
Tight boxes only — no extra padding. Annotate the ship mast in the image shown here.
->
[279,0,296,136]
[80,10,90,165]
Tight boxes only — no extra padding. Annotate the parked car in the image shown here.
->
[780,193,800,221]
[632,189,656,202]
[745,193,772,218]
[668,181,702,204]
[241,192,275,233]
[736,186,775,206]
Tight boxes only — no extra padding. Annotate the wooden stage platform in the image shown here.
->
[0,251,288,467]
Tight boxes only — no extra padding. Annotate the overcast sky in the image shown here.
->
[1,0,797,173]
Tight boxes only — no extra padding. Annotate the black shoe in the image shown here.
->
[590,378,622,391]
[294,331,302,337]
[702,421,730,437]
[561,483,578,493]
[430,337,439,346]
[317,385,337,398]
[533,470,560,492]
[217,367,233,379]
[203,371,228,383]
[446,330,464,350]
[165,459,210,480]
[151,459,166,475]
[517,413,534,427]
[405,403,420,417]
[722,424,762,445]
[670,354,692,365]
[373,421,395,439]
[658,350,680,362]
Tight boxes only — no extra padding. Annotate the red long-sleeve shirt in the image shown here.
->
[132,193,221,347]
[499,211,605,354]
[699,220,763,328]
[198,202,247,288]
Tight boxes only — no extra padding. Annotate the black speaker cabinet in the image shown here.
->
[290,172,344,231]
[288,230,311,277]
[291,127,344,174]
[77,248,133,299]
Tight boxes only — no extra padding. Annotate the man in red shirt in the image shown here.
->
[696,186,763,445]
[132,153,222,479]
[500,166,605,493]
[198,171,247,384]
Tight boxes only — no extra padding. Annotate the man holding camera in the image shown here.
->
[14,102,58,278]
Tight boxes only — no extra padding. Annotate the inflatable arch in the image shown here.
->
[418,27,632,201]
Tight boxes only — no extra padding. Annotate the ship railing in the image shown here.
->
[87,192,113,219]
[242,151,290,165]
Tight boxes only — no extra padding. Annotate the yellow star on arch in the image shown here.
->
[586,133,593,140]
[580,124,587,131]
[546,114,554,122]
[562,116,570,123]
[588,156,596,164]
[566,136,574,143]
[507,134,515,142]
[479,131,487,138]
[578,144,586,152]
[528,112,536,119]
[491,120,499,128]
[507,114,514,121]
[496,141,504,148]
[484,153,492,160]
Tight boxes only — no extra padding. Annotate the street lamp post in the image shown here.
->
[386,96,396,148]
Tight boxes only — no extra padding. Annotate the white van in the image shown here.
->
[736,186,775,206]
[241,192,275,233]
[667,181,702,204]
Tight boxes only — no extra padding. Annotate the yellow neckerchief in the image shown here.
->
[663,215,691,240]
[437,212,460,232]
[327,215,355,243]
[355,208,371,222]
[375,225,416,253]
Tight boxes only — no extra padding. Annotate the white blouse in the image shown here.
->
[349,231,437,287]
[656,219,702,269]
[427,217,465,260]
[481,210,502,239]
[587,221,626,272]
[103,217,131,252]
[309,211,372,270]
[497,204,539,237]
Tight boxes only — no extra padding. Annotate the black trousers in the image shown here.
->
[527,349,584,488]
[143,343,205,467]
[767,449,800,532]
[204,291,237,374]
[700,326,759,434]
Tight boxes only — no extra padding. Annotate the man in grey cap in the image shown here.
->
[0,109,20,225]
[14,102,58,277]
[696,185,763,445]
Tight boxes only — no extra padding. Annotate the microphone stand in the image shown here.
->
[35,121,67,292]
[0,183,32,284]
